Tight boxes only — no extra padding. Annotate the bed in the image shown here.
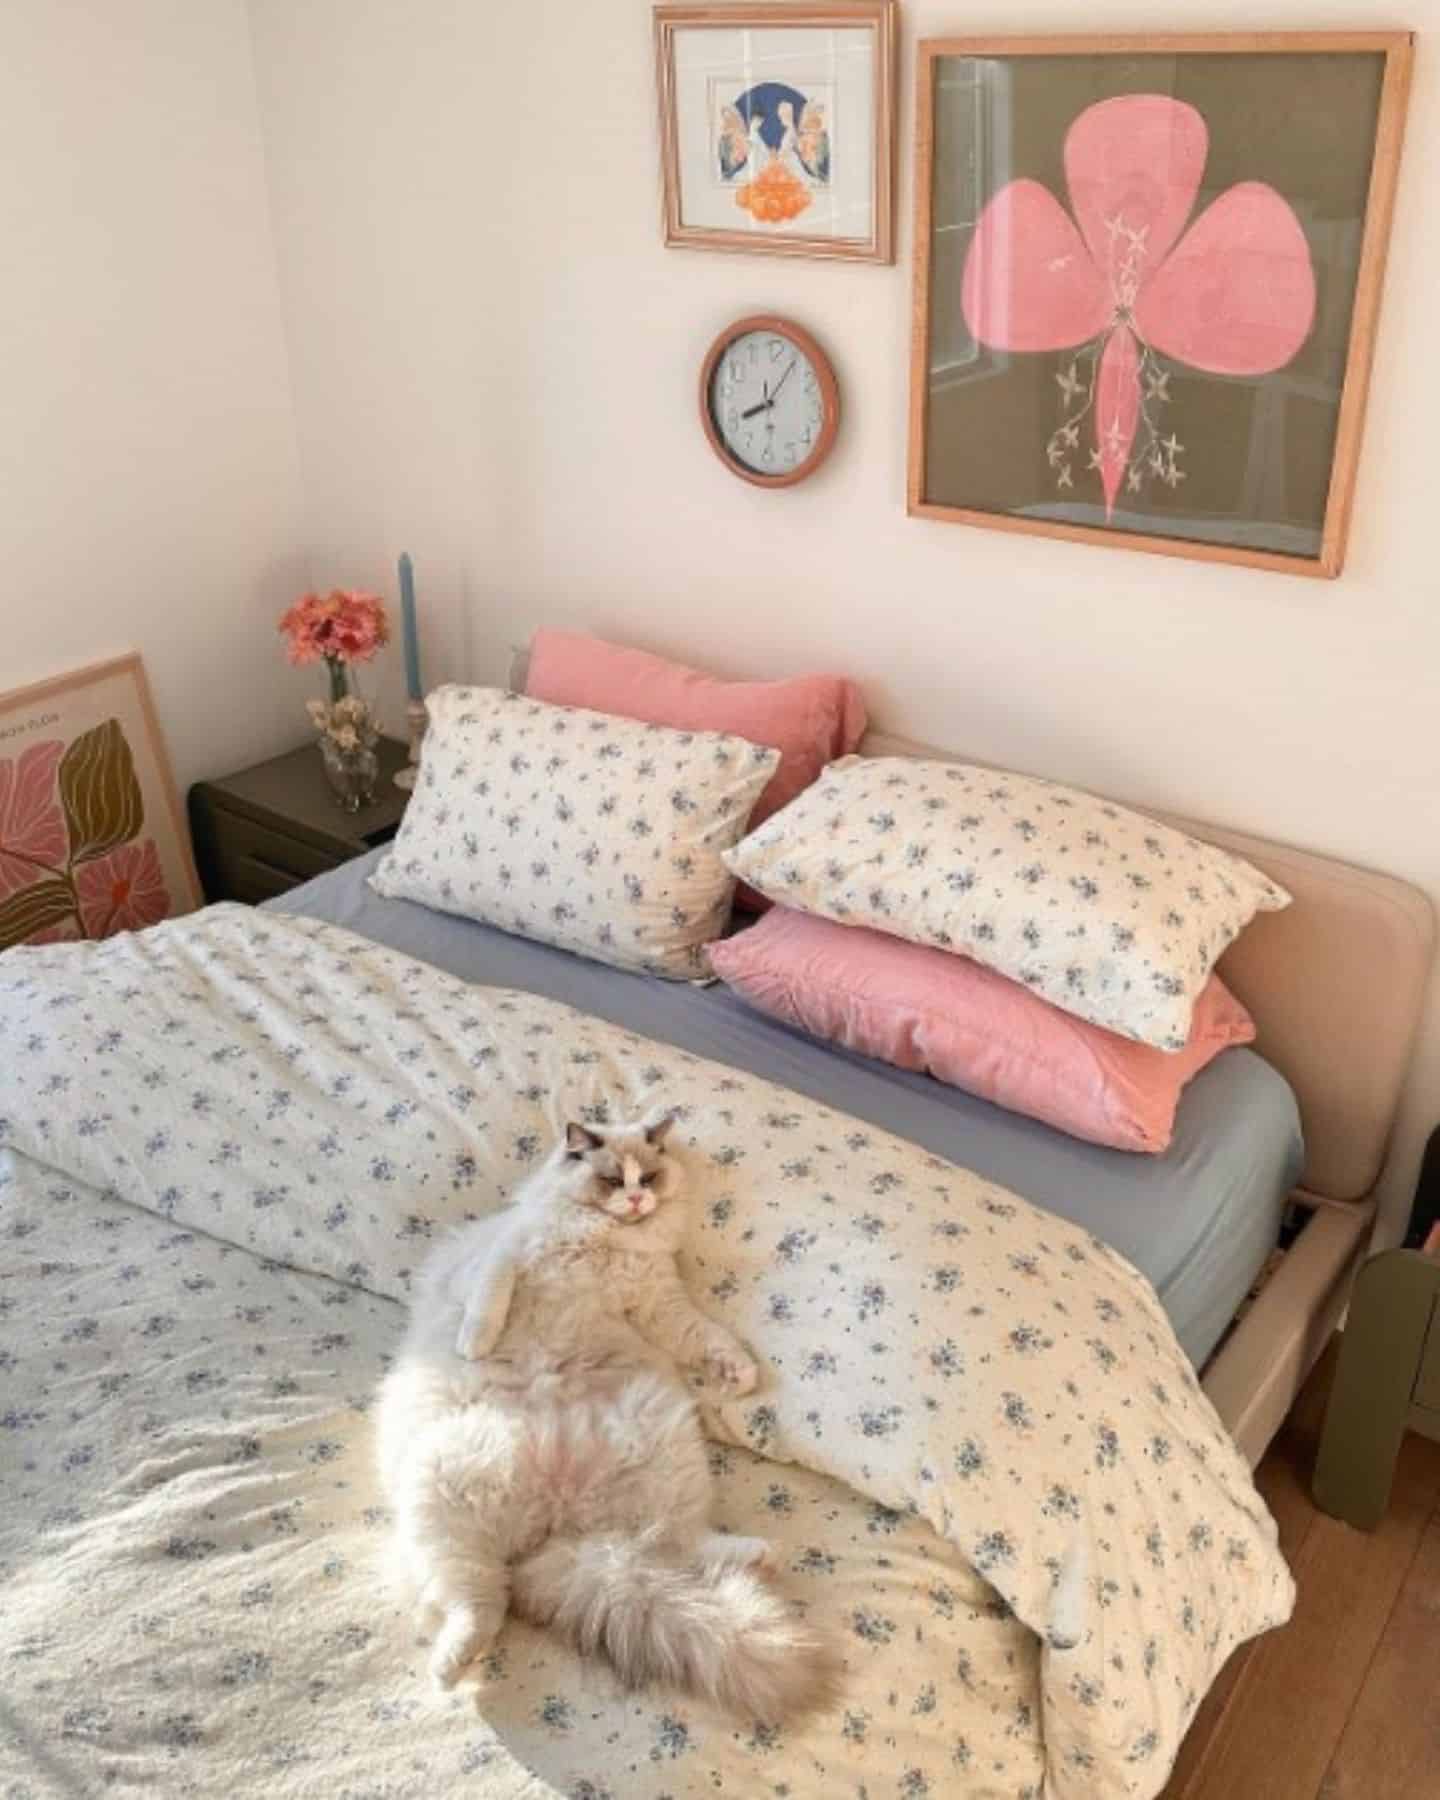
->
[0,726,1430,1800]
[278,717,1437,1460]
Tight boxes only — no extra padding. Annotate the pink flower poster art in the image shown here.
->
[0,655,199,951]
[961,96,1315,521]
[910,37,1412,577]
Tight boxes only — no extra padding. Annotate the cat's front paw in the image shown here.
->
[708,1347,760,1396]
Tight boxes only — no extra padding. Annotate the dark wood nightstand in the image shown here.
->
[188,738,411,904]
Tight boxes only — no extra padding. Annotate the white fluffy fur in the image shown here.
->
[375,1112,837,1721]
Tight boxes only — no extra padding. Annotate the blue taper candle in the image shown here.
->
[398,553,422,702]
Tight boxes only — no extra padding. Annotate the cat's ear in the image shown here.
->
[566,1122,603,1158]
[644,1112,676,1147]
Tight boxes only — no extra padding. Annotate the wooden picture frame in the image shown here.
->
[655,1,897,262]
[907,32,1414,577]
[0,652,202,951]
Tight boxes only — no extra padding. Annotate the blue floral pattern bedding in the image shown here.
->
[725,755,1290,1050]
[0,1165,1041,1798]
[0,908,1294,1797]
[370,686,778,978]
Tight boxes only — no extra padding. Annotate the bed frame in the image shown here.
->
[865,729,1436,1466]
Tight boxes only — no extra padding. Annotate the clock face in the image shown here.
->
[705,325,833,482]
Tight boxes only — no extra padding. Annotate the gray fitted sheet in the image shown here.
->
[269,849,1303,1365]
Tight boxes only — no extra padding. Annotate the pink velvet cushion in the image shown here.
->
[708,906,1256,1153]
[525,631,867,912]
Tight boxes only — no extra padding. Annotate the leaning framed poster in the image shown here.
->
[655,1,897,262]
[908,33,1413,577]
[0,652,201,950]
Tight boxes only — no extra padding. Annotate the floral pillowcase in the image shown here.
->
[370,686,778,978]
[724,755,1290,1050]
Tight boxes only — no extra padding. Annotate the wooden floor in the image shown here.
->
[1163,1340,1440,1799]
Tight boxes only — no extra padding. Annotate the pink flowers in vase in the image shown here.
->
[280,588,392,810]
[278,589,391,702]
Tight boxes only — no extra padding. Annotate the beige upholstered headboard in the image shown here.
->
[864,730,1435,1205]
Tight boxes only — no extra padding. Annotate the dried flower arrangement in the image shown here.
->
[305,692,380,756]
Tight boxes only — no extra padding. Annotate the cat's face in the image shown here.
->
[564,1115,679,1224]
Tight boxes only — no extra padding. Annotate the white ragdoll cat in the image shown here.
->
[375,1109,836,1722]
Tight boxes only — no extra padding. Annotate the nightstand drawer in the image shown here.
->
[206,815,338,902]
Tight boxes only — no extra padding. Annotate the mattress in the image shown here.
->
[272,850,1303,1365]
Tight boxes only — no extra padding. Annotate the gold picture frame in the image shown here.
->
[908,32,1414,577]
[0,652,201,950]
[655,1,897,263]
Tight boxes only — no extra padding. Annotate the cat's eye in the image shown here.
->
[601,1174,624,1189]
[639,1173,657,1188]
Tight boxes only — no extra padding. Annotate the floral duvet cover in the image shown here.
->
[0,908,1293,1797]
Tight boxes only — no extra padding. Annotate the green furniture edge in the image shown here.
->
[1313,1247,1440,1529]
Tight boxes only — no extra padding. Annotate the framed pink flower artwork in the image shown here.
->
[0,654,201,951]
[908,33,1414,577]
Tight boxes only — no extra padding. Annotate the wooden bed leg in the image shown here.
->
[1312,1248,1439,1530]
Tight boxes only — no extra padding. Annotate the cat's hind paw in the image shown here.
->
[429,1606,494,1691]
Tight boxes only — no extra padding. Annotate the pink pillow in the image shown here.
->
[708,907,1256,1153]
[525,629,867,908]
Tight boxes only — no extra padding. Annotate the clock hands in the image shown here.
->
[740,378,770,421]
[738,358,798,420]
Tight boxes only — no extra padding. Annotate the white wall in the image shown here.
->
[0,0,310,792]
[249,0,1440,1239]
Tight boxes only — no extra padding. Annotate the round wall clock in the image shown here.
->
[699,314,840,487]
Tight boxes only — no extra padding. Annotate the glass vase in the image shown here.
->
[319,734,379,813]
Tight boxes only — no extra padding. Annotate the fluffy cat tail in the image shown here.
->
[513,1532,839,1723]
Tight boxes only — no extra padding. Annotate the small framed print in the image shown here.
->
[655,2,897,263]
[908,33,1414,577]
[0,653,201,951]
